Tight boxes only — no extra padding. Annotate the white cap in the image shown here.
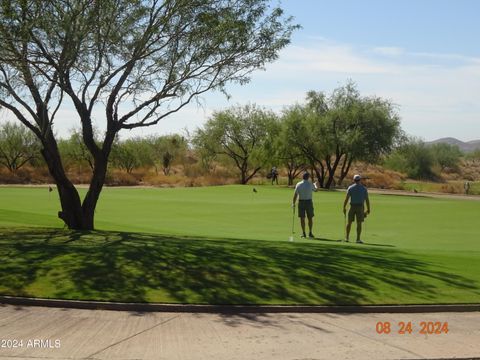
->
[353,174,361,181]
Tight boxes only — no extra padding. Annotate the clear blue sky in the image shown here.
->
[283,0,480,57]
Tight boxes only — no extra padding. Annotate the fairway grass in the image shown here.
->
[0,185,479,305]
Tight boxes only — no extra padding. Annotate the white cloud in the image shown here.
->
[410,51,480,64]
[262,44,393,75]
[373,47,405,57]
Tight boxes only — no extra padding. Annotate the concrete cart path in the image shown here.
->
[0,305,479,360]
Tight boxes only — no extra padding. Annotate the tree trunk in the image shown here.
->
[285,159,305,186]
[240,168,247,184]
[339,154,354,186]
[325,154,341,189]
[81,153,109,230]
[311,161,325,188]
[244,166,261,184]
[287,170,294,186]
[41,125,114,230]
[41,133,85,229]
[81,130,116,230]
[57,183,84,229]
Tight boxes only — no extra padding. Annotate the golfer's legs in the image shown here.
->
[346,221,352,240]
[356,222,362,241]
[300,217,306,234]
[308,216,313,233]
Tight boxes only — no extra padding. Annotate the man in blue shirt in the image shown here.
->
[343,174,370,243]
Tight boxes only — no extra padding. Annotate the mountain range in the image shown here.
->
[427,137,480,153]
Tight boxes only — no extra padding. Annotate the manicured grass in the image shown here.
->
[0,185,479,305]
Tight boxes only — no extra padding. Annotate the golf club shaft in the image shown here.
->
[292,206,295,234]
[364,215,367,239]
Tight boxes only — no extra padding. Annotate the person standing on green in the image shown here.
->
[343,174,370,243]
[292,172,318,238]
[271,166,279,185]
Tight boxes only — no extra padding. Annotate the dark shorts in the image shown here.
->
[348,204,365,223]
[298,199,314,218]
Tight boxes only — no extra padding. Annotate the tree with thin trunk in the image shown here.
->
[0,121,40,173]
[193,104,277,184]
[148,134,187,175]
[276,108,308,186]
[282,104,329,187]
[0,0,298,229]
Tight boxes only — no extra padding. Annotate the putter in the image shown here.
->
[363,212,368,240]
[289,206,295,241]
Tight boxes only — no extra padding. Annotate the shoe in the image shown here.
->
[301,233,307,238]
[308,233,314,238]
[344,239,349,242]
[356,239,364,244]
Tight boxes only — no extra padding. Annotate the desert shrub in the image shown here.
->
[384,139,436,180]
[363,172,401,189]
[439,183,462,194]
[182,163,208,178]
[142,173,186,187]
[0,166,52,184]
[429,143,462,172]
[460,159,480,181]
[105,170,139,186]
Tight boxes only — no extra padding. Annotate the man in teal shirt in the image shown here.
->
[343,174,370,243]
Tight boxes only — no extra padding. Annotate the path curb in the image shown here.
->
[1,296,480,313]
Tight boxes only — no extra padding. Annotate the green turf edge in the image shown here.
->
[1,228,479,305]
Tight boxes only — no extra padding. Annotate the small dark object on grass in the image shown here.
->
[48,186,53,193]
[253,188,257,193]
[413,189,418,193]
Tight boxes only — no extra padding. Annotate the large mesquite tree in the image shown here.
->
[286,83,401,188]
[0,0,297,229]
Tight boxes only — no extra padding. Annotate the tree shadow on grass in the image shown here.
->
[0,228,479,307]
[311,237,395,247]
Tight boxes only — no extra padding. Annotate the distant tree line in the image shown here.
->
[1,82,473,185]
[192,82,402,187]
[0,122,188,177]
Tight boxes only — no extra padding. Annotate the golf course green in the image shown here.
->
[0,185,479,305]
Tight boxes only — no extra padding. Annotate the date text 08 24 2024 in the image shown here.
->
[376,321,449,335]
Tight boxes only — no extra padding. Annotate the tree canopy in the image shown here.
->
[193,104,278,184]
[0,0,298,229]
[282,82,401,188]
